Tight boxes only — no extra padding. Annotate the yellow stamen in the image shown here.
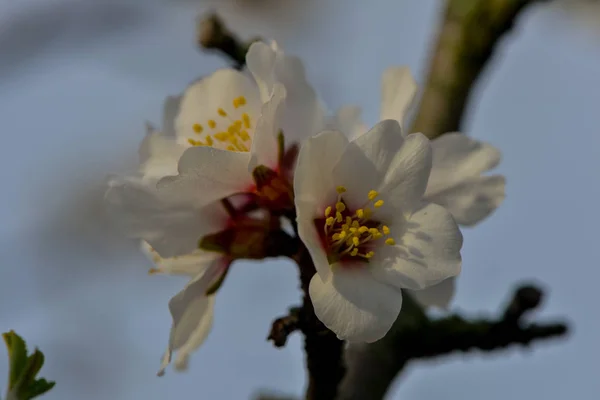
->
[352,237,360,246]
[325,206,332,217]
[336,186,347,194]
[338,231,347,240]
[356,209,364,218]
[382,225,390,235]
[214,132,230,141]
[336,202,346,212]
[351,220,359,228]
[336,212,343,223]
[365,251,375,259]
[227,145,236,151]
[374,200,384,208]
[368,190,378,200]
[205,136,214,146]
[193,123,203,133]
[218,108,227,117]
[242,113,251,129]
[345,216,352,226]
[208,120,217,129]
[326,217,334,226]
[358,226,369,234]
[239,130,250,141]
[350,248,359,256]
[385,238,396,245]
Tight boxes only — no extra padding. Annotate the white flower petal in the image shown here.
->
[373,202,462,290]
[295,130,349,278]
[138,132,187,181]
[157,146,252,208]
[329,105,367,141]
[426,175,505,226]
[352,119,405,176]
[380,66,418,129]
[246,41,277,102]
[141,241,224,277]
[294,130,349,210]
[309,269,403,342]
[378,132,432,214]
[409,277,456,309]
[105,177,226,257]
[247,41,325,145]
[426,133,502,197]
[175,69,261,145]
[248,83,286,172]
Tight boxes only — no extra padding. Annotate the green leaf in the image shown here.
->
[3,331,55,399]
[2,331,28,390]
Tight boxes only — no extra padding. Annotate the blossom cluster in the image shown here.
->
[105,41,505,374]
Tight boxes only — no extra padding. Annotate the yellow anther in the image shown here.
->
[345,216,352,226]
[369,228,379,235]
[346,238,354,246]
[352,237,360,246]
[365,251,375,259]
[238,96,246,106]
[336,186,347,194]
[193,123,203,133]
[325,206,332,217]
[349,227,357,233]
[336,212,343,223]
[218,108,227,117]
[374,200,384,208]
[373,232,383,239]
[338,231,347,240]
[382,225,390,235]
[358,226,369,234]
[326,217,334,226]
[332,233,341,241]
[356,209,364,218]
[341,224,349,231]
[385,238,396,246]
[227,145,236,151]
[336,202,346,212]
[239,130,251,141]
[208,120,217,129]
[351,220,360,228]
[242,113,251,129]
[187,138,204,146]
[214,132,230,141]
[350,248,359,256]
[205,136,214,146]
[228,125,240,135]
[363,208,372,219]
[368,190,378,200]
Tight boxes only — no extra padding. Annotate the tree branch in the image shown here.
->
[337,285,568,400]
[411,0,548,139]
[196,13,257,69]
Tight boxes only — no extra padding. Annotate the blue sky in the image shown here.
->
[0,0,599,399]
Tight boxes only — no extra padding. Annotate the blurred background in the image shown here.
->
[1,0,599,398]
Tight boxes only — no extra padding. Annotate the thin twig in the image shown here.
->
[338,285,568,400]
[196,13,258,69]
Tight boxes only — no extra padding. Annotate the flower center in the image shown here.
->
[187,96,254,152]
[314,186,395,266]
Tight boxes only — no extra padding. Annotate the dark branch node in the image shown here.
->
[196,13,258,69]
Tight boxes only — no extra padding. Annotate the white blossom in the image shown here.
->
[294,119,463,342]
[141,238,230,375]
[331,67,505,309]
[157,41,325,209]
